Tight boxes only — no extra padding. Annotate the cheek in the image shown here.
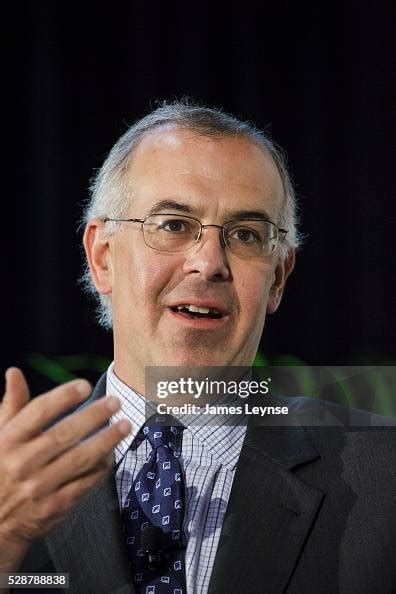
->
[118,250,183,305]
[137,264,168,299]
[237,269,273,315]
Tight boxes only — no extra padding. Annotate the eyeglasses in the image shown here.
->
[104,213,288,258]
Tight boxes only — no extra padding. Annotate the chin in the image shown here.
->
[165,349,231,368]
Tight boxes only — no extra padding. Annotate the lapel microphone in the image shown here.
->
[141,525,187,590]
[141,526,166,569]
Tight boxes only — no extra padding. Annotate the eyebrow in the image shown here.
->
[226,209,272,222]
[148,200,192,215]
[147,199,273,222]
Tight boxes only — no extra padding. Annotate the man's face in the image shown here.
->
[86,127,294,392]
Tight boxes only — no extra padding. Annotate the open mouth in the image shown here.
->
[170,304,223,320]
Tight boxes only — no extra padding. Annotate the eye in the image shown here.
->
[229,226,262,244]
[159,218,191,233]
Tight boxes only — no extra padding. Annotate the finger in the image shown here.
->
[3,379,92,445]
[0,368,30,429]
[31,419,131,495]
[16,396,122,471]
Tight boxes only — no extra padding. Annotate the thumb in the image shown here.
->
[0,367,30,428]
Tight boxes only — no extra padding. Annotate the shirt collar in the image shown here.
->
[106,362,247,471]
[189,421,247,471]
[106,362,156,461]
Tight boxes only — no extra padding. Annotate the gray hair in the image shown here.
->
[81,100,302,329]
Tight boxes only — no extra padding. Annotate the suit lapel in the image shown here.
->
[45,472,134,594]
[208,422,325,594]
[45,375,134,593]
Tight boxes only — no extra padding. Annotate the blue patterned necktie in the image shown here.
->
[122,416,186,594]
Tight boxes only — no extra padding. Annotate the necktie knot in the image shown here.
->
[142,416,184,452]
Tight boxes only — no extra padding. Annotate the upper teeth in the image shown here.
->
[177,304,220,314]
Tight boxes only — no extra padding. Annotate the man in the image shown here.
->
[0,102,395,594]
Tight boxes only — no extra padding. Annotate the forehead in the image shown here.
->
[126,126,284,218]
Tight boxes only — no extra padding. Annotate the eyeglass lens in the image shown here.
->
[142,214,278,256]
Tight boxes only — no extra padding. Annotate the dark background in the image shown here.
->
[3,1,395,394]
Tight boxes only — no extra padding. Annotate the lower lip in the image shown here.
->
[168,309,230,329]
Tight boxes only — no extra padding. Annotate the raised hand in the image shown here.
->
[0,368,131,572]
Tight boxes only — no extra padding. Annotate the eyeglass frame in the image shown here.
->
[103,213,288,256]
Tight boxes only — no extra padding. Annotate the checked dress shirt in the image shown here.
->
[107,363,247,594]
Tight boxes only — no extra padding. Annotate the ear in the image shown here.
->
[83,218,113,295]
[266,249,295,314]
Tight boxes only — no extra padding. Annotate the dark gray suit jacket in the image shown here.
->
[17,374,396,594]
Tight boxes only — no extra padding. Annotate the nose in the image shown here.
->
[182,227,231,281]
